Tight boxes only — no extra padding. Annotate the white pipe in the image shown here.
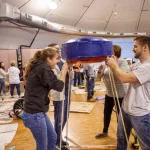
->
[0,2,148,38]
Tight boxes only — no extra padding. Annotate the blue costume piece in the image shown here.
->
[61,37,112,62]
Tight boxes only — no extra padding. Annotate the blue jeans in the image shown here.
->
[86,77,95,100]
[117,109,150,150]
[53,95,70,145]
[10,84,20,96]
[22,112,57,150]
[0,78,6,95]
[74,72,80,86]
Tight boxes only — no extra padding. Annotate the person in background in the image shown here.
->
[8,60,21,98]
[22,64,28,88]
[73,63,81,86]
[106,36,150,150]
[83,63,95,102]
[79,64,84,85]
[95,45,129,139]
[22,47,68,150]
[48,43,73,149]
[131,59,135,65]
[0,62,8,97]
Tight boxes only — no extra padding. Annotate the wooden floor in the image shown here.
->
[4,85,140,150]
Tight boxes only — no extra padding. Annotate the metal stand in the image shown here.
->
[61,67,116,150]
[65,136,116,149]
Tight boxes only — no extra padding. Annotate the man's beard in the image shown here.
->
[134,51,142,59]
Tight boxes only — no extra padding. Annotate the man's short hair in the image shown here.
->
[48,43,58,47]
[113,44,122,58]
[134,36,150,49]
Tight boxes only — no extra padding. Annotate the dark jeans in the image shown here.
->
[117,109,150,150]
[80,73,84,85]
[86,77,95,100]
[10,83,21,96]
[53,95,70,145]
[74,72,80,86]
[22,112,57,150]
[0,78,6,95]
[103,95,123,133]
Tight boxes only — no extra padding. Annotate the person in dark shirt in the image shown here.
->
[22,47,68,150]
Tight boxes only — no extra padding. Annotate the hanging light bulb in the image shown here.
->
[114,11,118,19]
[49,1,58,9]
[113,4,118,19]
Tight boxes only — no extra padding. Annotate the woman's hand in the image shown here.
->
[62,63,69,73]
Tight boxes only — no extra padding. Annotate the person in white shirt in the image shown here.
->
[106,36,150,150]
[83,64,95,102]
[8,60,21,98]
[0,62,8,96]
[48,43,73,149]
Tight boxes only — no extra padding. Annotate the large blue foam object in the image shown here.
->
[61,37,113,63]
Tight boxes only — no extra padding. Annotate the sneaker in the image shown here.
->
[131,140,140,149]
[62,140,69,146]
[56,145,69,150]
[57,140,69,146]
[2,98,4,103]
[87,98,95,102]
[95,132,108,139]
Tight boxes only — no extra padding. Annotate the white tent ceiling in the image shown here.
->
[0,0,150,49]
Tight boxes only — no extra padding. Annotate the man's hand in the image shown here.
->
[98,64,104,72]
[106,56,118,69]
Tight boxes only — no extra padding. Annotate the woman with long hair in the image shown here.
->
[0,62,8,96]
[22,47,68,150]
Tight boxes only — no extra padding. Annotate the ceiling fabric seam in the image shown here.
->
[18,0,32,9]
[74,0,94,27]
[136,0,145,31]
